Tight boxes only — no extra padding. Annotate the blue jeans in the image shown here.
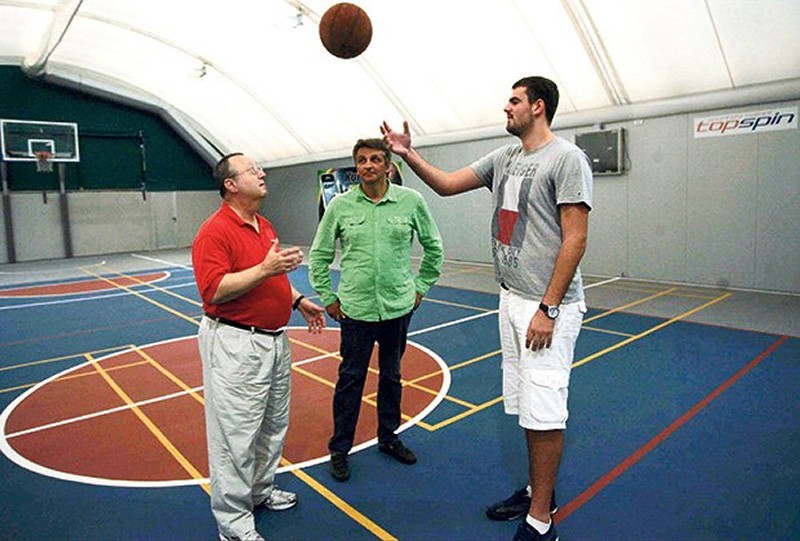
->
[329,311,413,454]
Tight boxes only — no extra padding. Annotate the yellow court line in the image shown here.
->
[450,348,501,371]
[582,326,636,338]
[583,287,677,324]
[423,296,494,313]
[573,292,733,368]
[0,344,134,373]
[363,364,478,408]
[0,360,150,395]
[281,458,397,540]
[99,265,202,307]
[130,346,205,406]
[362,376,477,410]
[668,291,726,300]
[85,352,211,495]
[73,269,406,541]
[289,338,341,360]
[81,267,198,327]
[595,282,721,300]
[55,360,150,382]
[0,382,43,394]
[357,396,437,432]
[406,383,476,408]
[422,291,733,429]
[292,364,336,390]
[427,397,505,431]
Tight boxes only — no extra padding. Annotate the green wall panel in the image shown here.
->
[0,66,214,192]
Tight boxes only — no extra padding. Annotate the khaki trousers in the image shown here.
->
[198,316,291,539]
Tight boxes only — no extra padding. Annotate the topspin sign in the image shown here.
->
[694,106,797,138]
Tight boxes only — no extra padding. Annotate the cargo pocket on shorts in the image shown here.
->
[525,369,570,426]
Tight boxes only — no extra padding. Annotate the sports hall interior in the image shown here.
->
[0,2,798,540]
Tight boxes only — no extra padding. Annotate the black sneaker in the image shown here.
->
[378,439,417,465]
[512,520,558,541]
[329,452,350,482]
[485,488,558,521]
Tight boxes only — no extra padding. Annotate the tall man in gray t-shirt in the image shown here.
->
[382,76,592,541]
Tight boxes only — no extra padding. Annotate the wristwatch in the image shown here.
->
[539,302,560,320]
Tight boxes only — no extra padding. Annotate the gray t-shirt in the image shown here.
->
[470,137,593,303]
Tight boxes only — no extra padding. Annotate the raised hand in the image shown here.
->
[262,240,304,276]
[381,120,412,156]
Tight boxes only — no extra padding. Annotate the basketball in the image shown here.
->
[319,3,372,59]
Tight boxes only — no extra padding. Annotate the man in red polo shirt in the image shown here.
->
[192,152,325,541]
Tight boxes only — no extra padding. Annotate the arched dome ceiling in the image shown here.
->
[1,0,799,166]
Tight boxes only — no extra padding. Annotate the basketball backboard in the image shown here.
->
[1,119,80,162]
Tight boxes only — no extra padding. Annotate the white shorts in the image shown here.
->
[499,288,586,430]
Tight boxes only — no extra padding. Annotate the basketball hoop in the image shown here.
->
[35,151,53,173]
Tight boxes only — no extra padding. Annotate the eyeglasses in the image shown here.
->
[230,165,263,177]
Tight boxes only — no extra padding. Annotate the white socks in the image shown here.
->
[526,514,552,535]
[525,485,551,534]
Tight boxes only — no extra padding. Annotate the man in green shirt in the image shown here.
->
[309,138,443,482]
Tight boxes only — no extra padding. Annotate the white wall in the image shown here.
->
[2,101,797,294]
[0,190,219,263]
[265,100,800,294]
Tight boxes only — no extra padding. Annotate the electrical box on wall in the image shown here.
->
[575,128,625,176]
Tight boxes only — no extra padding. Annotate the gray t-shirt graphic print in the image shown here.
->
[470,137,593,303]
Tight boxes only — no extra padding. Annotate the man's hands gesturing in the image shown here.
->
[380,120,412,157]
[261,240,303,276]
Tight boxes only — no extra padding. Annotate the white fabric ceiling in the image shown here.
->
[1,0,799,167]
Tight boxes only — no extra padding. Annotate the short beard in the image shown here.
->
[506,122,522,137]
[506,114,533,137]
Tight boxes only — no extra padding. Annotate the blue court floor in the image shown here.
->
[0,251,797,540]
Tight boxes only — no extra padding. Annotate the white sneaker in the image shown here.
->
[259,487,298,511]
[219,531,266,541]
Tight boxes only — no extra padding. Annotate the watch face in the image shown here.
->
[548,306,560,319]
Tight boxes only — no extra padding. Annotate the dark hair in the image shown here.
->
[512,76,559,125]
[352,138,391,164]
[213,152,243,197]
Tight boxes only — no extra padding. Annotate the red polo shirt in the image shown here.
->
[192,202,292,330]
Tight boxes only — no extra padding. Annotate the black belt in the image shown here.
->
[205,314,284,336]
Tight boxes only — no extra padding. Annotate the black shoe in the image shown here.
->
[329,452,350,482]
[486,488,558,521]
[512,520,558,541]
[378,439,417,465]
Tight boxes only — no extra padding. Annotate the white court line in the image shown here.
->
[408,309,498,337]
[0,282,198,311]
[5,386,204,439]
[403,277,617,338]
[0,260,107,275]
[0,332,451,484]
[292,309,501,367]
[131,253,193,271]
[293,350,340,367]
[585,276,621,289]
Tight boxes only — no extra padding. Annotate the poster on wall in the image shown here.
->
[316,162,403,220]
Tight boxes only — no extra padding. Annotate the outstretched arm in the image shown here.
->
[381,120,483,196]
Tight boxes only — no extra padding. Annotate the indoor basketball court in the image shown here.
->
[0,251,796,540]
[1,2,799,540]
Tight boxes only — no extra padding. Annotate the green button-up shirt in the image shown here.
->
[309,182,443,322]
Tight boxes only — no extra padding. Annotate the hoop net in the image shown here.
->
[35,151,53,173]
